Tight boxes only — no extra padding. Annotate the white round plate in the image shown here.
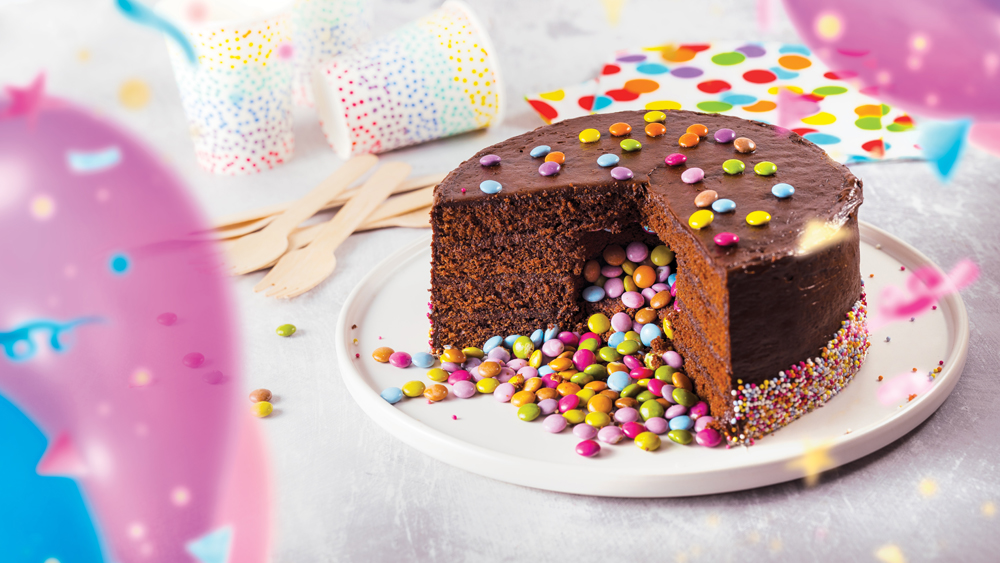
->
[336,222,969,497]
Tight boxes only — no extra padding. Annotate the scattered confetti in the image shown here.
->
[31,195,55,220]
[786,440,835,487]
[67,146,122,173]
[119,79,151,109]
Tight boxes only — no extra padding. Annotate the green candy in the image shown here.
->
[667,429,693,445]
[579,339,600,352]
[620,139,642,152]
[636,391,657,404]
[722,159,746,174]
[754,161,777,176]
[517,403,541,422]
[654,365,677,381]
[462,347,485,359]
[621,383,641,398]
[563,409,586,424]
[598,346,621,362]
[570,372,594,385]
[624,331,641,343]
[595,275,607,287]
[276,324,296,337]
[616,340,640,356]
[512,336,534,359]
[585,364,608,379]
[650,245,674,266]
[644,353,659,369]
[672,387,697,407]
[639,399,665,420]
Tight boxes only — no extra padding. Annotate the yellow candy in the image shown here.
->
[477,378,499,393]
[588,313,611,334]
[689,209,714,229]
[529,349,544,368]
[462,347,485,359]
[635,431,662,451]
[402,380,426,398]
[579,128,601,143]
[563,409,586,424]
[427,368,449,382]
[252,401,273,418]
[585,411,612,428]
[576,388,596,403]
[644,110,667,123]
[662,318,674,339]
[746,210,772,226]
[624,331,641,342]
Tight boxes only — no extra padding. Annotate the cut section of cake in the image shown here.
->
[429,110,869,445]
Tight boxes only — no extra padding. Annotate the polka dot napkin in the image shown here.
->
[525,42,921,164]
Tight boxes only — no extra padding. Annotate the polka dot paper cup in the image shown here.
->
[159,0,296,175]
[311,0,504,158]
[291,0,372,107]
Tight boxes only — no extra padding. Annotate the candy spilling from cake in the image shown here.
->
[381,109,871,452]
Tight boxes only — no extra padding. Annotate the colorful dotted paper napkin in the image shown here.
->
[526,42,921,164]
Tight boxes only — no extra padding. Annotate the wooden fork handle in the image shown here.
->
[310,162,412,255]
[266,154,379,236]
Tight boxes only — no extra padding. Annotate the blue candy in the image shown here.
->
[483,335,503,353]
[772,183,795,198]
[712,198,736,213]
[668,273,676,287]
[544,325,561,341]
[504,334,521,348]
[640,324,662,346]
[411,352,435,369]
[480,180,502,194]
[608,371,631,392]
[530,329,544,347]
[582,286,606,302]
[596,153,620,167]
[539,365,556,376]
[529,145,551,158]
[608,331,627,348]
[669,415,694,431]
[380,387,404,404]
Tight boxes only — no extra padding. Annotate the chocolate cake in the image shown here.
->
[429,109,870,445]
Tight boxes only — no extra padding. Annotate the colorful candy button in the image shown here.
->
[530,145,550,158]
[754,161,777,176]
[645,123,666,137]
[664,153,687,166]
[686,123,709,137]
[582,286,605,302]
[609,122,632,136]
[644,110,666,123]
[711,198,736,213]
[714,128,736,143]
[538,161,560,176]
[620,139,642,152]
[772,183,795,198]
[480,180,502,194]
[746,210,771,226]
[680,167,704,184]
[734,137,756,153]
[545,151,566,164]
[611,166,633,180]
[678,133,700,147]
[688,209,714,229]
[714,232,739,246]
[597,153,619,167]
[579,128,601,143]
[480,154,501,166]
[722,159,746,174]
[694,190,718,207]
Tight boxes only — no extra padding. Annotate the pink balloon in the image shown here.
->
[782,0,1000,120]
[0,77,269,562]
[970,122,1000,157]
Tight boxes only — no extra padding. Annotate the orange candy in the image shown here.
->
[544,151,565,164]
[644,123,666,137]
[423,384,448,402]
[609,122,632,136]
[633,265,656,289]
[687,123,709,137]
[678,132,700,147]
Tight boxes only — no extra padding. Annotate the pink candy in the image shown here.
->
[625,241,649,262]
[538,398,559,415]
[665,404,688,419]
[714,232,740,247]
[694,416,715,432]
[647,379,665,397]
[517,366,538,379]
[541,374,560,388]
[558,394,580,413]
[621,421,646,439]
[493,383,515,402]
[541,339,564,357]
[576,439,601,457]
[665,153,687,166]
[681,167,704,184]
[598,426,625,444]
[614,407,640,424]
[601,265,623,277]
[656,267,670,283]
[506,359,528,370]
[696,427,723,447]
[573,348,596,370]
[604,278,625,298]
[543,414,568,433]
[663,350,683,369]
[622,355,643,371]
[389,351,412,368]
[621,291,644,309]
[689,401,709,418]
[557,331,579,346]
[630,367,653,380]
[641,288,657,302]
[573,424,598,440]
[452,380,476,399]
[611,312,632,332]
[644,417,668,434]
[447,370,471,385]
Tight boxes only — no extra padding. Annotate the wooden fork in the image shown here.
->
[225,154,378,275]
[254,162,412,298]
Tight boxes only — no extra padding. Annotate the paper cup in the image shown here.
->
[291,0,372,107]
[159,0,296,175]
[311,0,505,158]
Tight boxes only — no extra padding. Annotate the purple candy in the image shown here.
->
[714,128,736,143]
[644,417,669,434]
[652,282,669,292]
[656,267,671,283]
[694,416,715,432]
[541,374,560,388]
[626,241,649,262]
[696,427,723,447]
[664,350,683,369]
[689,401,709,418]
[664,153,687,166]
[493,383,515,402]
[543,413,568,433]
[468,365,485,381]
[666,404,688,419]
[601,265,624,278]
[506,359,528,370]
[389,351,412,368]
[539,161,560,176]
[464,357,482,370]
[558,394,580,413]
[453,380,477,398]
[487,347,510,363]
[576,439,601,457]
[604,277,625,298]
[441,361,460,373]
[610,166,633,181]
[611,312,632,332]
[497,368,515,383]
[517,366,538,379]
[574,424,598,440]
[622,354,642,371]
[615,407,641,424]
[558,331,579,346]
[573,348,596,371]
[538,398,559,415]
[621,291,644,309]
[681,167,705,184]
[541,339,564,357]
[641,288,657,302]
[632,320,645,333]
[598,426,625,444]
[480,154,501,166]
[661,384,677,403]
[448,370,472,385]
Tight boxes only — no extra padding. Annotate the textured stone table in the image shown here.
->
[4,0,998,560]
